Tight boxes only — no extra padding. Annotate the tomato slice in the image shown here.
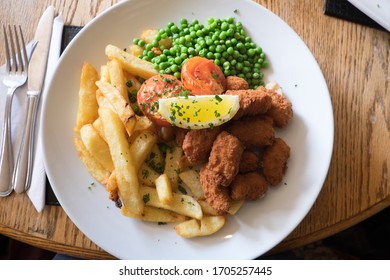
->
[181,56,227,95]
[137,74,186,126]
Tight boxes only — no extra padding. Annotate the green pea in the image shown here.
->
[170,64,179,72]
[219,31,227,40]
[159,54,167,62]
[226,17,234,24]
[207,52,215,59]
[221,22,229,31]
[159,62,170,70]
[174,56,182,64]
[198,49,207,57]
[147,51,154,60]
[247,48,255,57]
[216,45,224,53]
[137,39,145,47]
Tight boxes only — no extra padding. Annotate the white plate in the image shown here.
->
[42,0,333,259]
[348,0,390,31]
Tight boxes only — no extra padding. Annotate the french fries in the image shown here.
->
[138,162,160,187]
[105,44,158,79]
[73,137,110,185]
[164,146,182,191]
[73,43,231,238]
[140,29,172,49]
[121,205,187,223]
[179,170,205,199]
[99,106,143,215]
[228,199,245,215]
[129,130,157,171]
[140,186,202,220]
[175,216,226,238]
[155,173,173,205]
[74,63,99,134]
[106,171,119,201]
[96,80,136,136]
[107,58,129,103]
[80,124,114,172]
[198,200,219,216]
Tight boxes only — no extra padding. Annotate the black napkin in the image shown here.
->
[324,0,386,31]
[45,26,83,206]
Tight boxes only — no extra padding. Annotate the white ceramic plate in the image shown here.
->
[42,0,333,259]
[348,0,390,31]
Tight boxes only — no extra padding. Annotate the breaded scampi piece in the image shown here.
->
[230,172,268,200]
[203,131,244,187]
[226,89,272,119]
[226,76,249,90]
[199,131,244,213]
[182,127,221,164]
[199,167,231,214]
[239,150,259,173]
[258,86,293,128]
[226,116,275,148]
[174,127,188,147]
[262,138,290,186]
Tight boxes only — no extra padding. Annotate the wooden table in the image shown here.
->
[0,0,389,259]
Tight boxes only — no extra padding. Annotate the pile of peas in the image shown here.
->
[132,17,268,89]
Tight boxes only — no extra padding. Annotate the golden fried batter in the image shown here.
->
[262,138,290,186]
[239,150,259,173]
[226,116,275,148]
[203,131,244,187]
[230,172,268,200]
[258,86,293,128]
[182,127,221,164]
[226,89,272,119]
[199,167,231,214]
[226,76,249,90]
[199,131,245,213]
[174,127,188,147]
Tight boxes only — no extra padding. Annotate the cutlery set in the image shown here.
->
[0,6,54,197]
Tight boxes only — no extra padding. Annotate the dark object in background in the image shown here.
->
[324,0,386,31]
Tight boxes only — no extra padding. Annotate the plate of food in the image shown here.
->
[42,0,333,259]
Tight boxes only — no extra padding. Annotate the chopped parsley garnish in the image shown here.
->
[178,185,187,194]
[143,193,150,204]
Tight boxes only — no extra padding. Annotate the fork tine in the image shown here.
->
[18,26,28,73]
[13,25,23,74]
[3,25,11,74]
[7,25,18,74]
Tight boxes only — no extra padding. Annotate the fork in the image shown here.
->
[0,25,30,196]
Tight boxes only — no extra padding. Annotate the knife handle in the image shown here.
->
[0,88,16,196]
[13,94,39,194]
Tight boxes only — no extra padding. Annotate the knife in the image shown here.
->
[12,6,55,194]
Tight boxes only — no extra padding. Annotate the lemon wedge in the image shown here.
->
[158,95,239,129]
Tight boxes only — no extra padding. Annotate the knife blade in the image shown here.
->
[12,6,55,194]
[28,6,55,92]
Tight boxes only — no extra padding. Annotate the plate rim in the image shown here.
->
[41,0,334,259]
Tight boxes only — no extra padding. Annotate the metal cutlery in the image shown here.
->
[12,6,55,194]
[0,25,34,197]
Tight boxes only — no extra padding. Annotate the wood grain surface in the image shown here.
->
[0,0,389,259]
